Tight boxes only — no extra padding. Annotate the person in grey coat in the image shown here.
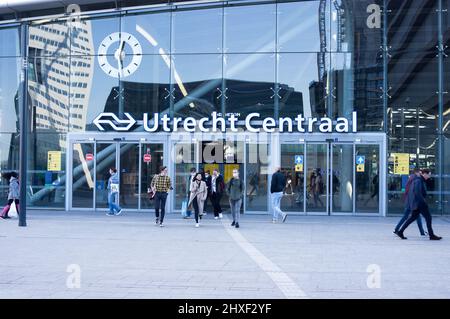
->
[226,169,244,228]
[1,172,20,219]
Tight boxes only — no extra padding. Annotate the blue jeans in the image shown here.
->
[395,207,425,235]
[108,192,121,213]
[271,192,284,221]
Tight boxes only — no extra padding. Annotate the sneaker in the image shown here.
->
[219,213,223,219]
[214,217,219,220]
[115,209,122,216]
[195,223,200,228]
[282,213,288,223]
[272,219,277,224]
[235,223,240,228]
[106,212,114,216]
[430,235,442,240]
[396,231,407,240]
[159,223,164,227]
[231,221,236,227]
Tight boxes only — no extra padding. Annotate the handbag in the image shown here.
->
[9,201,18,218]
[147,188,155,200]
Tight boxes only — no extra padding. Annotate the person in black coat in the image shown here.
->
[210,168,225,219]
[271,167,288,223]
[396,169,442,240]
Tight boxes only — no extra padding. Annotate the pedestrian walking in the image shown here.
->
[226,169,244,228]
[151,166,172,227]
[210,168,225,219]
[203,170,212,216]
[396,169,442,240]
[188,172,208,228]
[106,168,122,216]
[393,168,425,235]
[1,172,20,219]
[271,167,288,223]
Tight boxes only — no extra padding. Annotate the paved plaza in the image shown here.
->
[1,211,449,299]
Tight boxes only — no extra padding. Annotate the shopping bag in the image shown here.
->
[9,201,18,218]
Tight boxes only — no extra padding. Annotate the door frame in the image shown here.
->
[66,132,168,212]
[278,132,387,216]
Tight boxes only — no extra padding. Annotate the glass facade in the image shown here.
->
[0,0,449,215]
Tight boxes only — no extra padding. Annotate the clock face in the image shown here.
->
[97,32,142,78]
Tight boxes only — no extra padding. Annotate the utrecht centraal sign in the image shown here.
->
[93,111,358,133]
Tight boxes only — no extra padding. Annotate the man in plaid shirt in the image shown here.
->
[151,166,172,227]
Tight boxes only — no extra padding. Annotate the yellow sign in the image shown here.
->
[356,164,365,172]
[295,164,303,172]
[47,151,61,171]
[393,153,409,175]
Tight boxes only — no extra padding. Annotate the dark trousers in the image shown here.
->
[192,196,200,223]
[154,192,168,223]
[399,205,435,237]
[211,192,222,217]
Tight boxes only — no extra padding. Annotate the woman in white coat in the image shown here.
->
[188,173,208,228]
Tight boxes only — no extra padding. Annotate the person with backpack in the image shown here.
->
[1,172,20,219]
[151,166,172,227]
[106,168,122,216]
[393,168,425,236]
[188,172,208,228]
[270,167,287,223]
[226,169,244,228]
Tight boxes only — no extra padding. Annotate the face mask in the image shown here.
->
[205,174,209,178]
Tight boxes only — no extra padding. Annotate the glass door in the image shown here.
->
[305,143,328,214]
[355,144,380,214]
[95,143,117,209]
[330,143,354,214]
[71,142,95,208]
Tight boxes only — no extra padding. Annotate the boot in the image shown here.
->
[430,234,442,240]
[1,205,10,218]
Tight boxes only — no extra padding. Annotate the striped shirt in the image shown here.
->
[151,174,172,192]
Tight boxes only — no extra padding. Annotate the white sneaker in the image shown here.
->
[214,217,219,220]
[219,213,223,219]
[195,223,200,228]
[159,223,164,227]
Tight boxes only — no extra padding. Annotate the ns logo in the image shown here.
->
[366,4,381,29]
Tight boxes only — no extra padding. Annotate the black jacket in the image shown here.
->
[406,175,428,211]
[271,171,286,193]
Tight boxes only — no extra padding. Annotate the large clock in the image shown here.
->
[97,32,142,78]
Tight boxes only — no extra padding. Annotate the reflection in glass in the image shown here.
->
[141,143,164,210]
[280,144,305,213]
[122,11,170,55]
[73,16,119,56]
[355,145,379,213]
[224,3,276,53]
[119,143,139,209]
[277,1,322,52]
[72,143,94,208]
[96,143,116,209]
[331,144,353,213]
[246,143,269,212]
[174,143,195,210]
[0,58,20,132]
[0,27,20,56]
[306,144,327,213]
[225,53,275,118]
[28,21,70,57]
[172,8,222,53]
[172,54,222,118]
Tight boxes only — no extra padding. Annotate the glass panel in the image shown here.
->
[355,144,380,213]
[122,54,170,118]
[172,54,222,118]
[277,1,322,52]
[331,144,353,213]
[306,143,327,212]
[280,144,305,213]
[72,143,94,208]
[224,3,276,53]
[27,133,66,208]
[224,53,275,118]
[96,143,116,209]
[0,27,20,57]
[172,7,222,54]
[0,57,20,133]
[174,143,195,210]
[246,143,269,212]
[141,143,164,210]
[0,133,20,202]
[28,57,70,132]
[28,20,70,57]
[119,143,139,209]
[387,0,438,52]
[277,53,327,118]
[444,138,450,216]
[122,11,171,55]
